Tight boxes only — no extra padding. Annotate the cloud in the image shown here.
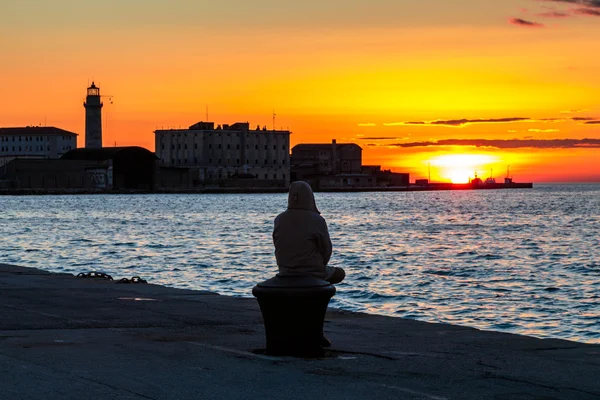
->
[398,117,530,127]
[358,137,405,140]
[542,0,600,8]
[357,123,376,127]
[384,116,599,127]
[561,109,589,113]
[383,122,419,126]
[528,129,560,132]
[384,138,600,149]
[585,121,600,124]
[575,7,600,15]
[537,11,571,17]
[509,17,544,26]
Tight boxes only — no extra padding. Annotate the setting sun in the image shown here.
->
[429,154,499,183]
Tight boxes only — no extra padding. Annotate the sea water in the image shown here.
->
[1,184,598,343]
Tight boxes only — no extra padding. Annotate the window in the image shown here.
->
[273,160,276,165]
[273,174,277,179]
[218,144,222,149]
[264,145,267,150]
[282,145,285,150]
[227,144,230,149]
[255,145,258,150]
[184,144,187,149]
[209,159,212,164]
[171,144,175,150]
[209,144,212,149]
[194,144,198,149]
[273,145,276,150]
[255,159,258,164]
[236,144,240,149]
[236,159,240,164]
[282,174,286,180]
[264,174,268,179]
[218,159,221,163]
[282,159,286,165]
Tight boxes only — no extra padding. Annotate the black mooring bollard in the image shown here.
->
[252,275,336,357]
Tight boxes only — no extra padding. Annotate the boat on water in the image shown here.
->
[469,168,532,189]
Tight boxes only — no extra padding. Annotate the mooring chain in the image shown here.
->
[76,271,147,284]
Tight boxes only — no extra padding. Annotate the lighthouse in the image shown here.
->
[84,82,103,148]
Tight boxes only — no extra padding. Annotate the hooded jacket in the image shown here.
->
[273,181,334,279]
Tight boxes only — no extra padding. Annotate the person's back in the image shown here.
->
[273,181,345,284]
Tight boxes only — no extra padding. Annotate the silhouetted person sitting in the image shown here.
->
[272,181,345,348]
[273,181,346,284]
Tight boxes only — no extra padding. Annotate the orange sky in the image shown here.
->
[1,0,599,182]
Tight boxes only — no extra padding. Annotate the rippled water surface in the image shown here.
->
[1,184,599,343]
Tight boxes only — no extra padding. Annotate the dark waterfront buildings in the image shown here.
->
[154,121,291,189]
[291,139,409,189]
[0,126,77,167]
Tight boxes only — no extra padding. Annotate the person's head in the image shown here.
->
[287,181,320,214]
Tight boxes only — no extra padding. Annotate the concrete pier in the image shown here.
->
[1,264,598,400]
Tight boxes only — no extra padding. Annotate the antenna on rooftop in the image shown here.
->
[273,109,276,131]
[428,162,431,182]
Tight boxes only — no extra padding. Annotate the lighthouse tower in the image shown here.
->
[84,82,103,148]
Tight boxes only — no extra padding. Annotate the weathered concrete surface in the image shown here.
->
[1,264,598,400]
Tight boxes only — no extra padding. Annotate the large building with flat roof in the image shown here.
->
[154,121,290,187]
[0,126,77,167]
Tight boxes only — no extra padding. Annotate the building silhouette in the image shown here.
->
[290,139,409,189]
[84,82,103,148]
[155,121,290,187]
[291,139,362,176]
[0,126,77,167]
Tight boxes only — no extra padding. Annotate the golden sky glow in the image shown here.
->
[1,0,600,182]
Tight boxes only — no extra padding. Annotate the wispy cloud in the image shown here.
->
[541,0,600,8]
[541,0,600,16]
[537,11,571,17]
[575,7,600,15]
[509,17,544,26]
[357,137,407,141]
[528,128,560,132]
[400,117,530,127]
[383,122,416,126]
[585,121,600,124]
[357,123,376,127]
[379,138,600,149]
[561,109,589,113]
[392,116,598,127]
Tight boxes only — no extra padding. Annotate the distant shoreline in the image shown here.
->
[0,183,534,196]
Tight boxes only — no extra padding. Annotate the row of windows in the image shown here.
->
[0,136,73,142]
[169,157,288,166]
[208,173,287,180]
[161,143,287,151]
[1,146,52,152]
